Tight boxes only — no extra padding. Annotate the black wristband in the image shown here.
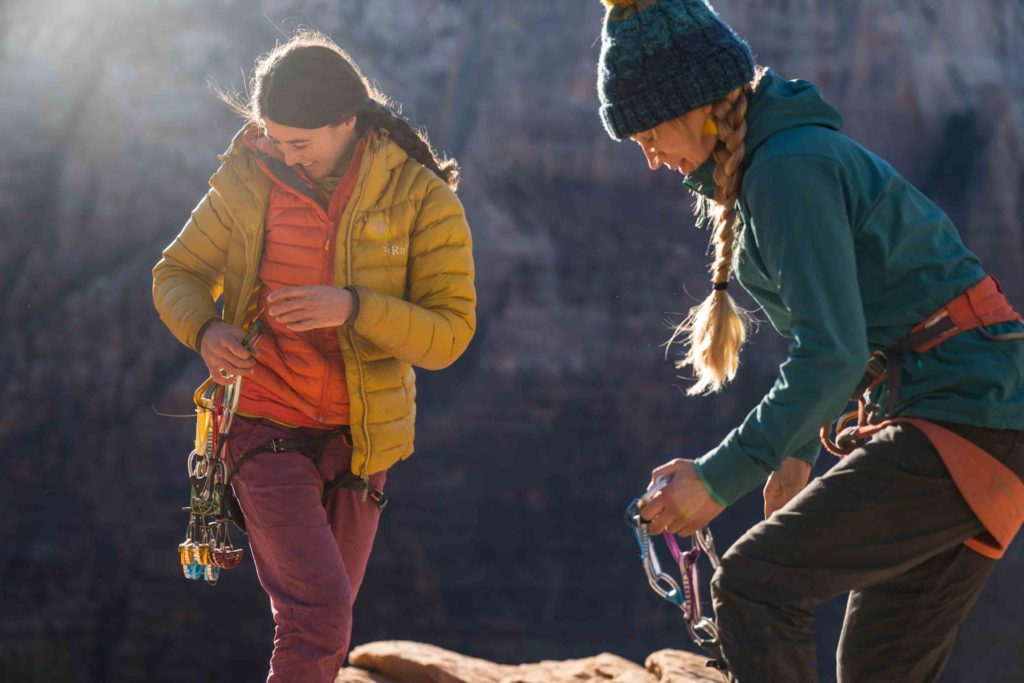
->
[344,286,361,326]
[195,317,221,354]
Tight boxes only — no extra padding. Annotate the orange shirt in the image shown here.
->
[236,131,367,428]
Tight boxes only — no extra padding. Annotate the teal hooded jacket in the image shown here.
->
[684,70,1024,506]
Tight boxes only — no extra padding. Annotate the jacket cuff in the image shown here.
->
[695,438,772,506]
[694,460,729,506]
[792,438,821,467]
[194,317,221,354]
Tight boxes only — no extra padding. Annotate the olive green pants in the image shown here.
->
[712,421,1024,682]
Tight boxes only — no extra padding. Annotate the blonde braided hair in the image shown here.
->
[670,79,757,395]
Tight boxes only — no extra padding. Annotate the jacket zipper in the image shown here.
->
[345,157,373,489]
[318,226,335,423]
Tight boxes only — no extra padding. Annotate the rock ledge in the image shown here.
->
[335,640,723,682]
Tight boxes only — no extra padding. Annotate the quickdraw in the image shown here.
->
[625,477,728,678]
[178,319,265,585]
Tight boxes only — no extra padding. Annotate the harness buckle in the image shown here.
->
[367,488,388,511]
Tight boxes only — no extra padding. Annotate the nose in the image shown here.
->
[641,146,660,171]
[281,148,301,166]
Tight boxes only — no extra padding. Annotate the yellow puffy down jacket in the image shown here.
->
[152,128,476,480]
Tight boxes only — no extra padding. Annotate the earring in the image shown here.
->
[702,117,719,136]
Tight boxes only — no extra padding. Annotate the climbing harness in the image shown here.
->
[625,477,729,678]
[821,275,1023,457]
[223,426,387,535]
[178,319,265,585]
[819,275,1024,558]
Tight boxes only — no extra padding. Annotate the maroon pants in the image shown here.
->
[225,416,386,683]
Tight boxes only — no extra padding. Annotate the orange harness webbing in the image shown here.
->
[820,276,1024,558]
[898,418,1024,559]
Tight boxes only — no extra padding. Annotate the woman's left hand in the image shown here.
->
[267,286,355,331]
[763,456,812,519]
[640,458,725,536]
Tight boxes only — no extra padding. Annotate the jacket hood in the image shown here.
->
[684,69,843,198]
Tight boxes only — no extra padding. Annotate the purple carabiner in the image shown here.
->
[663,532,703,622]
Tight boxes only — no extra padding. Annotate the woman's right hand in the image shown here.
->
[641,458,725,537]
[199,321,256,385]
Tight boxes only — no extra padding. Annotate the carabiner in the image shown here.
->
[625,480,728,675]
[694,526,721,569]
[685,617,725,670]
[626,499,685,607]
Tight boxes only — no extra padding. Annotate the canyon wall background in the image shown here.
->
[2,1,1022,680]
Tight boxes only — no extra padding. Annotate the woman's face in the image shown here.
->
[260,116,359,179]
[630,104,716,176]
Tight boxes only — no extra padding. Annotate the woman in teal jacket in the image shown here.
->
[597,0,1024,680]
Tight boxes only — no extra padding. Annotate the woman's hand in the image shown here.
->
[199,321,255,386]
[640,458,725,536]
[763,456,812,519]
[267,286,355,331]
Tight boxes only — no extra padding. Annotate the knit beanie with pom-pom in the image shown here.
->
[597,0,755,140]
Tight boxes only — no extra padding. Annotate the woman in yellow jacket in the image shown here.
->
[152,31,475,683]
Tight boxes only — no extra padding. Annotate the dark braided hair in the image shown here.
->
[356,103,460,191]
[221,29,460,190]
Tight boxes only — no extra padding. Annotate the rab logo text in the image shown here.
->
[383,244,408,256]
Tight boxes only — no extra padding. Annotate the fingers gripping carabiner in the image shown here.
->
[176,320,266,587]
[626,494,727,675]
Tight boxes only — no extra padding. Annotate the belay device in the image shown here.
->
[625,477,729,678]
[178,320,265,585]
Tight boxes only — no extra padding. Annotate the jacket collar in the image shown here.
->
[219,125,409,218]
[241,126,327,210]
